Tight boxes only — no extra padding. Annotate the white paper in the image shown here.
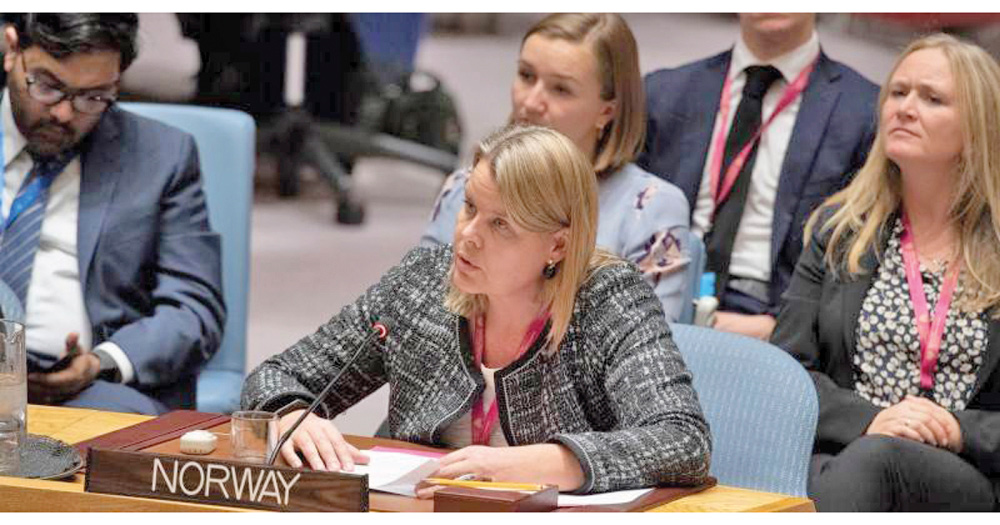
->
[557,487,653,507]
[352,450,440,497]
[352,449,652,506]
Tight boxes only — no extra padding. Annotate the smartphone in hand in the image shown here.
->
[26,348,80,374]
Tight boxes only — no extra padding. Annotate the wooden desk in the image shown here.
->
[0,405,814,512]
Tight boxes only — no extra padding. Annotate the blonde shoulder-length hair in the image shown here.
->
[444,124,622,351]
[521,13,646,177]
[806,33,1000,315]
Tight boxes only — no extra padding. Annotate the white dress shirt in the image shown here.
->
[692,32,821,283]
[1,89,134,382]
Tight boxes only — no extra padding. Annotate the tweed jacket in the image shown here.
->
[242,245,711,494]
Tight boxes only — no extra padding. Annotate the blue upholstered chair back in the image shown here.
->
[669,323,817,496]
[678,230,706,324]
[120,102,255,414]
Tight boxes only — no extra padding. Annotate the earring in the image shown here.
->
[543,260,558,279]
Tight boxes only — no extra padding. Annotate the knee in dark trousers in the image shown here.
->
[810,435,995,512]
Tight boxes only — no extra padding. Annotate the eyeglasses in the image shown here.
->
[20,55,118,115]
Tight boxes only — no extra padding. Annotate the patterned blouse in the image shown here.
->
[420,162,692,322]
[854,219,986,410]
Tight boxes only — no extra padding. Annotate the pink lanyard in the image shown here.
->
[470,311,550,446]
[899,213,961,391]
[708,58,818,213]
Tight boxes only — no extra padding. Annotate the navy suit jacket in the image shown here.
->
[77,106,225,409]
[638,50,879,312]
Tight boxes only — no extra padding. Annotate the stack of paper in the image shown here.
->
[352,447,654,507]
[353,449,441,497]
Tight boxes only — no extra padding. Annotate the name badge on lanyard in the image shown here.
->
[707,57,818,215]
[900,213,961,392]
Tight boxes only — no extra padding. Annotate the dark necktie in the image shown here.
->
[0,151,76,305]
[705,65,783,294]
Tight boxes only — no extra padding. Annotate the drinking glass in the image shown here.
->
[0,320,26,476]
[231,410,278,464]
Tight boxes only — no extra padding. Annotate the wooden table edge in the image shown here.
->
[11,405,816,513]
[0,474,247,512]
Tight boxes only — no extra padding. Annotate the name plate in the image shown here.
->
[84,448,368,512]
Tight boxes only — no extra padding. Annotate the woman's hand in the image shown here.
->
[712,312,776,340]
[865,395,962,452]
[415,444,584,499]
[277,410,369,471]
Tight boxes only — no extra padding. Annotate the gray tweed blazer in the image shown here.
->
[241,245,711,493]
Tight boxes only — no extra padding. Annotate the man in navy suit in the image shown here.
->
[639,14,878,339]
[1,14,224,414]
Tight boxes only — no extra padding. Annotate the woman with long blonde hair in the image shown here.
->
[772,34,1000,511]
[422,13,691,322]
[243,124,710,496]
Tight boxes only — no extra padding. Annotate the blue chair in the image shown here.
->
[349,14,426,85]
[120,102,255,414]
[669,323,817,496]
[678,230,706,324]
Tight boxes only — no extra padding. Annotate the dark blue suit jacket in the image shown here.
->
[77,107,225,408]
[638,50,879,312]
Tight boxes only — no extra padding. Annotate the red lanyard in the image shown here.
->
[470,311,549,446]
[900,213,961,391]
[708,58,818,213]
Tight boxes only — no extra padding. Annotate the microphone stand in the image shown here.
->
[265,319,391,466]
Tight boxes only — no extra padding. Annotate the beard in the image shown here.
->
[9,86,84,157]
[23,122,78,157]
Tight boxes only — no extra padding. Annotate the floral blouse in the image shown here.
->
[420,162,692,322]
[854,219,986,410]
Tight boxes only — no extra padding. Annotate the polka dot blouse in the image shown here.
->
[853,219,986,410]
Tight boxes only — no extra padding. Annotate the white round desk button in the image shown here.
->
[180,429,218,455]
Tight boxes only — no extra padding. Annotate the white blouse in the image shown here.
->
[440,364,510,448]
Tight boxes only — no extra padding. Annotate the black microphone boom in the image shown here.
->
[265,317,393,466]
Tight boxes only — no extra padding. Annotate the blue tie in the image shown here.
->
[0,151,76,306]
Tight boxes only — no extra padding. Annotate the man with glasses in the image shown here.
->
[1,14,225,414]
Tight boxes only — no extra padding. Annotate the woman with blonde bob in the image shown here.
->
[771,34,1000,511]
[243,124,711,495]
[422,13,691,322]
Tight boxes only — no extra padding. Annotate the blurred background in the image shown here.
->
[10,13,1000,433]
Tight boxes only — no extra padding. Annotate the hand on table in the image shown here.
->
[865,395,962,452]
[712,312,776,340]
[27,333,99,404]
[277,409,369,472]
[415,443,584,499]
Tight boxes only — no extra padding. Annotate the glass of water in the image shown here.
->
[0,320,26,476]
[231,411,278,464]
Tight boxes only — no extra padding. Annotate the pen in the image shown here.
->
[424,477,545,491]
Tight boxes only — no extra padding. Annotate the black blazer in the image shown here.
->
[639,50,879,312]
[770,208,1000,478]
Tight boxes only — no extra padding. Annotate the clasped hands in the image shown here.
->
[865,394,963,452]
[27,332,100,405]
[277,410,584,499]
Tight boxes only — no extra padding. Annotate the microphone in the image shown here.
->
[265,317,393,466]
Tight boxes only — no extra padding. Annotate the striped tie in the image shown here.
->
[0,152,76,306]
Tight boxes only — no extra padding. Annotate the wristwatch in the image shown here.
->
[92,349,122,383]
